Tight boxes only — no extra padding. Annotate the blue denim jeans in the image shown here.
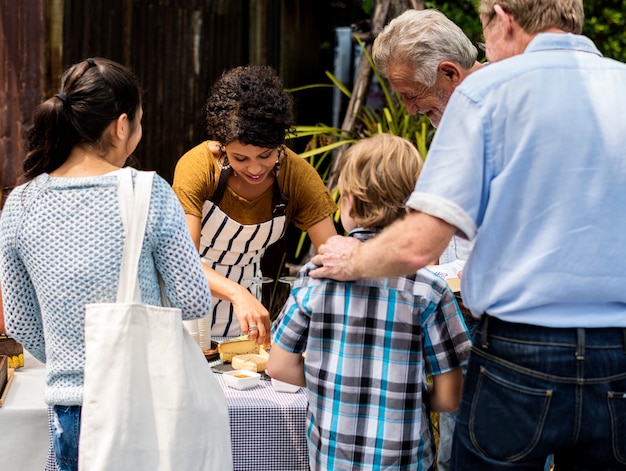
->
[52,405,81,471]
[452,315,626,470]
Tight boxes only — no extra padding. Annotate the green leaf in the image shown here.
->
[299,140,356,159]
[285,84,335,93]
[325,71,352,98]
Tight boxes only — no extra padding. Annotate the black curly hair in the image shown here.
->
[204,65,295,149]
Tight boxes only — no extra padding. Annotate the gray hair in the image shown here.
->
[373,9,478,87]
[479,0,584,35]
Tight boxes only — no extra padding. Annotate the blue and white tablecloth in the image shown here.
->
[209,336,309,471]
[212,363,309,471]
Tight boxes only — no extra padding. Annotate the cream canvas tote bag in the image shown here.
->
[79,168,232,471]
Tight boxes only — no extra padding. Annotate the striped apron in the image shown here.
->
[197,168,288,341]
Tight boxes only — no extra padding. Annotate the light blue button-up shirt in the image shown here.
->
[406,33,626,327]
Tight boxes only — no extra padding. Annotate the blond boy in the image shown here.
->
[268,133,470,471]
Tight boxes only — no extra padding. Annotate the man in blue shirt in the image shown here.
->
[310,0,626,468]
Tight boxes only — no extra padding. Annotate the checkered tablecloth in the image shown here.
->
[212,370,309,471]
[209,337,309,471]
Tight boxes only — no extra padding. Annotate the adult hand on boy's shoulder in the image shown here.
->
[310,235,361,281]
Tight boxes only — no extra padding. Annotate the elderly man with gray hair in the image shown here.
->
[312,0,626,468]
[372,9,483,470]
[373,8,482,128]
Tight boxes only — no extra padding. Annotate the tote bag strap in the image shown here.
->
[116,168,155,304]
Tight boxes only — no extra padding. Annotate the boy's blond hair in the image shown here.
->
[336,133,423,229]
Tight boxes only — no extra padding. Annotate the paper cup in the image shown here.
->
[183,319,201,347]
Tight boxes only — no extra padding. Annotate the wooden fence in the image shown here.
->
[1,0,337,208]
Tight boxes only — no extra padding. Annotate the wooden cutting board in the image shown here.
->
[0,368,15,408]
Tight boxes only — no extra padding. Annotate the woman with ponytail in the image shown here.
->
[0,58,213,470]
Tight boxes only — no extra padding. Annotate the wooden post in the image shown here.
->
[325,0,392,190]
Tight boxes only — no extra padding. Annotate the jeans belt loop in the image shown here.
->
[575,328,585,360]
[481,314,489,350]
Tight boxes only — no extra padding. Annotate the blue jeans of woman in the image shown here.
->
[452,315,626,470]
[51,405,81,471]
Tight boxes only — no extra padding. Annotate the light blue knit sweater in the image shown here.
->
[0,169,212,406]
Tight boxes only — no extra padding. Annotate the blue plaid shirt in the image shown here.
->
[272,228,471,471]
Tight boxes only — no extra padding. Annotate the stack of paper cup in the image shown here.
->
[197,316,212,350]
[183,319,201,347]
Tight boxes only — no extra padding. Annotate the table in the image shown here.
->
[0,352,56,471]
[210,338,309,471]
[210,367,308,470]
[1,346,309,471]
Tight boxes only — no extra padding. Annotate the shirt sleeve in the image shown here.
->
[172,142,217,218]
[0,189,47,362]
[271,271,312,354]
[421,283,471,376]
[405,90,487,240]
[149,175,213,320]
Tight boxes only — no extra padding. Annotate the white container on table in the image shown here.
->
[271,377,300,393]
[223,370,261,390]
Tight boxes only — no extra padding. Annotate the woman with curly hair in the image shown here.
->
[173,65,337,343]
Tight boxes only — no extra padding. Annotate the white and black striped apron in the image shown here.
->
[197,168,288,340]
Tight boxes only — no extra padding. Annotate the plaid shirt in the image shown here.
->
[272,228,471,471]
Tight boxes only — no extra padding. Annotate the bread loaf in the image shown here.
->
[231,354,268,373]
[217,336,260,362]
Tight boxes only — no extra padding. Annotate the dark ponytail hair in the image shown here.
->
[23,57,142,181]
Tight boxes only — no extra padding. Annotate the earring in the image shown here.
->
[218,147,231,170]
[274,147,284,176]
